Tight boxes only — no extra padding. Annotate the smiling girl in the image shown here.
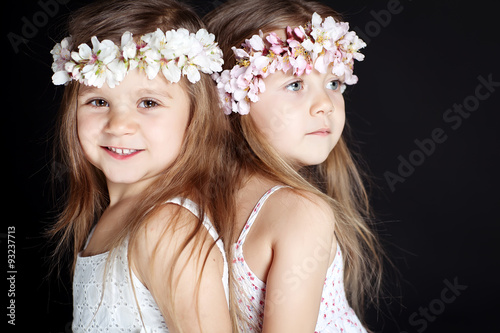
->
[48,0,232,331]
[205,0,384,332]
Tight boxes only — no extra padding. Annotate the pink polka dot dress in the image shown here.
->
[232,186,367,332]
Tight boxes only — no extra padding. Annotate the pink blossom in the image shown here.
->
[267,32,287,55]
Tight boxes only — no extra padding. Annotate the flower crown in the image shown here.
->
[51,28,224,88]
[213,12,366,115]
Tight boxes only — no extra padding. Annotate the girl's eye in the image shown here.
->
[138,100,158,108]
[327,80,340,91]
[90,99,109,107]
[286,81,303,92]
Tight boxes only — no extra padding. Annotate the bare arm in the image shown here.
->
[262,193,337,332]
[131,204,231,333]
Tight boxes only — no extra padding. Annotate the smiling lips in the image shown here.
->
[103,146,143,159]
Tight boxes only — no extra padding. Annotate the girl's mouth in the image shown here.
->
[307,128,331,136]
[102,146,143,159]
[106,147,139,155]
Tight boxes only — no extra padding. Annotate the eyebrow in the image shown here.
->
[77,85,99,96]
[137,88,173,100]
[77,86,173,99]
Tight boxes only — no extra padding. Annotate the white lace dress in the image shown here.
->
[72,197,229,332]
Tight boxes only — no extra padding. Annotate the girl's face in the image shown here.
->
[249,67,345,168]
[77,69,190,197]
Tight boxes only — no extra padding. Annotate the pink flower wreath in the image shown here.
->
[212,12,366,115]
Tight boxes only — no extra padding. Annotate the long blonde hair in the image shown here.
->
[48,0,235,330]
[205,0,385,328]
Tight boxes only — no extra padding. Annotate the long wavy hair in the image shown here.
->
[205,0,385,330]
[48,0,235,330]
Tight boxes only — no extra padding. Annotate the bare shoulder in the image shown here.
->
[139,201,199,239]
[261,188,336,248]
[263,188,335,231]
[134,203,194,247]
[130,201,220,286]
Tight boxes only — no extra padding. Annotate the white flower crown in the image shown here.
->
[212,12,366,115]
[51,28,224,88]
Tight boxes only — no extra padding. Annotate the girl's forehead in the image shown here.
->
[76,68,182,100]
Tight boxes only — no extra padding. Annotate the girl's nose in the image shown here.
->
[104,108,137,136]
[310,89,334,116]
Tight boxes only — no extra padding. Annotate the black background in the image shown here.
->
[3,0,499,332]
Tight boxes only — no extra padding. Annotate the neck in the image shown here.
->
[106,178,154,207]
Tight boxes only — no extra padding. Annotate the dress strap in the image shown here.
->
[83,226,96,250]
[236,185,288,246]
[165,197,221,244]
